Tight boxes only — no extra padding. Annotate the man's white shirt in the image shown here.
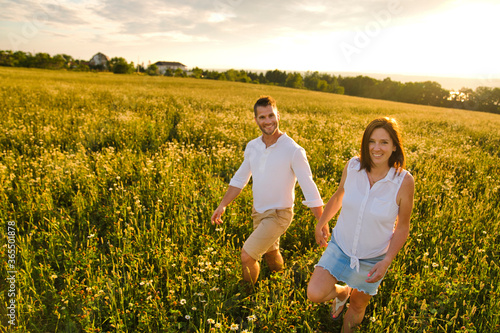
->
[229,133,323,213]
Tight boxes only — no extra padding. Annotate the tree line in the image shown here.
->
[1,50,498,114]
[0,50,136,74]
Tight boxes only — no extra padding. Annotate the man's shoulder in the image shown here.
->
[245,136,263,147]
[279,133,302,150]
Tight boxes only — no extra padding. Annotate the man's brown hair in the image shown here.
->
[253,95,277,117]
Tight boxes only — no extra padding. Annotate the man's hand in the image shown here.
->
[211,186,242,225]
[315,223,330,247]
[211,206,226,225]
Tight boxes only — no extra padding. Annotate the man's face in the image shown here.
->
[255,105,280,136]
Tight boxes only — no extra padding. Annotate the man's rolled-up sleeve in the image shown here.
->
[292,148,323,207]
[229,147,252,189]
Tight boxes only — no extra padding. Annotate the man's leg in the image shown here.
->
[241,207,293,284]
[264,249,284,272]
[241,248,260,284]
[241,248,284,285]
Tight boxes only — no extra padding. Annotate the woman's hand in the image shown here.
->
[366,259,391,283]
[315,223,330,247]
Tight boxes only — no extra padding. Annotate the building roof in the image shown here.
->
[91,52,109,61]
[154,61,186,67]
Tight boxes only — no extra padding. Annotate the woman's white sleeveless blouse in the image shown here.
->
[333,157,408,272]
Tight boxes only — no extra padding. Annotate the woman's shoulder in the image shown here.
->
[348,156,360,168]
[400,171,415,191]
[342,157,361,178]
[403,171,414,184]
[396,171,415,205]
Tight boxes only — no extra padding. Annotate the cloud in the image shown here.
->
[0,0,89,25]
[4,0,489,78]
[141,31,212,43]
[0,0,456,49]
[293,3,327,13]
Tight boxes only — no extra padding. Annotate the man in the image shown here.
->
[211,95,324,285]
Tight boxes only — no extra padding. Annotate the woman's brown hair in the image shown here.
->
[359,117,405,172]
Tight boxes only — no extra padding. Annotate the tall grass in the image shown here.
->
[0,67,499,332]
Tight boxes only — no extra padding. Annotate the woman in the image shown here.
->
[307,117,415,332]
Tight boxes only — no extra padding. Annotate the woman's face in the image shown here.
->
[368,127,396,167]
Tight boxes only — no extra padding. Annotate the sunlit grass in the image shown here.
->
[0,67,499,332]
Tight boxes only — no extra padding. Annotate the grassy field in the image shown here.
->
[0,67,499,332]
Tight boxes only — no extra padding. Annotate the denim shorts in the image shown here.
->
[316,237,387,296]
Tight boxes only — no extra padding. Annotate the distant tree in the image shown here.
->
[174,68,186,77]
[147,64,159,75]
[239,76,251,83]
[51,54,67,69]
[31,52,51,68]
[190,67,203,79]
[12,51,30,67]
[258,73,267,84]
[202,70,219,80]
[285,72,303,89]
[329,76,344,94]
[304,71,321,90]
[492,88,500,113]
[335,86,345,95]
[474,87,500,113]
[246,71,261,83]
[61,54,73,64]
[73,61,89,72]
[164,68,174,77]
[398,82,424,104]
[457,87,475,110]
[225,69,237,81]
[340,75,377,97]
[109,57,134,74]
[236,70,250,83]
[136,63,146,73]
[303,71,343,94]
[459,88,474,100]
[374,78,402,101]
[420,81,449,106]
[0,50,14,66]
[265,69,288,85]
[447,87,471,110]
[316,79,329,92]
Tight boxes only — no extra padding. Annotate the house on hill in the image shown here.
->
[89,52,109,70]
[154,61,187,75]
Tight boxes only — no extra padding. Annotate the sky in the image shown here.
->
[1,0,500,87]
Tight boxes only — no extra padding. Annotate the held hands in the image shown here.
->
[211,206,226,225]
[315,223,330,248]
[366,259,391,283]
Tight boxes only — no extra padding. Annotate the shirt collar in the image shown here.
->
[362,166,399,184]
[378,167,399,184]
[258,132,287,148]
